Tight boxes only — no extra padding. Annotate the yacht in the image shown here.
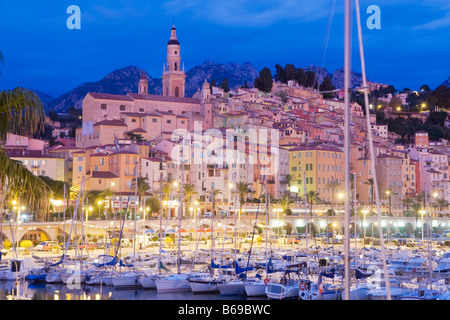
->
[156,273,191,293]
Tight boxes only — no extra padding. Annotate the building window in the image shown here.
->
[132,119,136,123]
[152,118,157,123]
[101,104,107,110]
[167,120,171,124]
[120,105,126,111]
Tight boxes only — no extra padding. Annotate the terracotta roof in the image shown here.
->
[127,93,201,104]
[6,149,59,158]
[126,127,147,133]
[91,171,119,179]
[110,149,139,155]
[88,92,133,101]
[94,119,127,127]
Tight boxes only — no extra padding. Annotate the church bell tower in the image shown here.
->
[162,24,186,98]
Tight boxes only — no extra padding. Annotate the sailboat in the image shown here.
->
[156,137,192,293]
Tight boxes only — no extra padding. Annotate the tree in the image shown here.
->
[254,67,273,92]
[145,196,161,217]
[209,188,222,217]
[182,183,198,217]
[236,181,252,216]
[99,188,115,219]
[402,197,414,214]
[296,68,305,86]
[134,177,151,212]
[389,96,403,109]
[274,64,285,83]
[364,178,375,208]
[306,190,320,217]
[384,188,397,216]
[284,64,298,83]
[433,198,449,216]
[420,84,430,92]
[278,196,293,216]
[428,85,450,110]
[304,71,316,88]
[0,51,50,221]
[319,76,335,99]
[281,174,296,197]
[220,78,230,92]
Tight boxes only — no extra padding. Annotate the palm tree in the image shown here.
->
[160,183,173,218]
[182,183,198,217]
[236,181,252,217]
[364,178,374,208]
[415,191,429,208]
[433,198,449,217]
[306,190,320,217]
[135,177,151,212]
[99,188,115,219]
[281,174,296,197]
[209,188,222,217]
[278,196,294,215]
[145,196,161,218]
[0,54,50,220]
[402,197,414,215]
[384,188,397,216]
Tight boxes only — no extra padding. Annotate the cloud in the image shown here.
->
[414,11,450,30]
[162,0,336,27]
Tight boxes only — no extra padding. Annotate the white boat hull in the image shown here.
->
[244,282,267,297]
[112,274,142,289]
[218,282,245,296]
[190,280,221,293]
[156,275,191,293]
[138,275,157,289]
[266,283,299,300]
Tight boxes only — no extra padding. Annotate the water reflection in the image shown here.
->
[0,281,265,301]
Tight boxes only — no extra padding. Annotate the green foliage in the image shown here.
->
[319,76,335,98]
[254,67,273,92]
[220,78,230,92]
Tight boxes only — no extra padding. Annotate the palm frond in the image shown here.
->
[0,87,45,140]
[0,147,50,220]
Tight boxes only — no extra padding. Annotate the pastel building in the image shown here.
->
[76,25,213,149]
[288,144,345,202]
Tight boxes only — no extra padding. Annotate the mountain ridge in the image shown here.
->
[34,61,407,113]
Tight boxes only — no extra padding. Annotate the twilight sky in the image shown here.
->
[0,0,449,98]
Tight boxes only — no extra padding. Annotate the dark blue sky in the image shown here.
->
[0,0,449,98]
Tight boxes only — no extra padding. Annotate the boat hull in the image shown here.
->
[244,282,267,297]
[218,282,245,296]
[265,283,299,300]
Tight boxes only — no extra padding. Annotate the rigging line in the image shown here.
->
[355,0,391,300]
[313,0,336,90]
[244,173,267,277]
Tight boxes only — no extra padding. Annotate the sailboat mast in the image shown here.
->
[133,164,138,266]
[177,138,184,275]
[355,0,391,300]
[343,0,352,300]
